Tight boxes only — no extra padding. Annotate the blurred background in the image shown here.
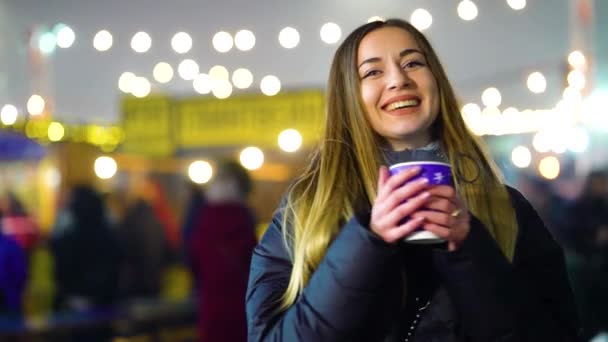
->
[1,0,607,341]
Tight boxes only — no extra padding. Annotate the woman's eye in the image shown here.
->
[403,60,424,69]
[362,70,381,78]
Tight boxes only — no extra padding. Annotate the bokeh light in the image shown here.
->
[55,25,75,48]
[93,30,113,51]
[38,31,56,55]
[260,75,281,96]
[209,65,229,81]
[278,27,300,49]
[188,160,213,184]
[118,72,136,93]
[44,167,61,188]
[278,129,303,152]
[461,103,481,117]
[457,0,478,21]
[131,77,151,98]
[131,31,152,53]
[320,22,341,44]
[538,156,560,180]
[507,0,527,10]
[568,50,586,69]
[153,62,174,83]
[567,69,586,90]
[481,87,502,107]
[410,8,433,31]
[0,104,18,125]
[527,71,547,94]
[193,73,213,94]
[47,122,65,141]
[532,131,551,153]
[94,156,118,180]
[367,16,385,23]
[171,32,193,54]
[240,146,264,170]
[511,145,531,168]
[27,95,45,116]
[212,79,233,99]
[232,68,254,89]
[234,29,256,51]
[213,31,233,53]
[178,59,200,80]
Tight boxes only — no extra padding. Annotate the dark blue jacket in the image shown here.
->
[246,187,581,341]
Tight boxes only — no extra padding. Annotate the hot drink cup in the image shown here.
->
[388,161,453,244]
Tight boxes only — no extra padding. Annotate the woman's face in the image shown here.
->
[357,26,440,150]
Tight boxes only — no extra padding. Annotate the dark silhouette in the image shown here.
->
[0,215,27,317]
[50,185,121,311]
[190,160,257,342]
[118,198,170,299]
[564,170,608,340]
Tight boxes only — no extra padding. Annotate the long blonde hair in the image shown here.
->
[279,19,518,310]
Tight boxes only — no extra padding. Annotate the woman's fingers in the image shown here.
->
[425,185,457,201]
[411,209,456,227]
[375,191,430,229]
[376,166,422,202]
[381,178,429,213]
[422,196,457,214]
[383,217,425,243]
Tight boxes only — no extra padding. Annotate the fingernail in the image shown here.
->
[420,191,430,198]
[418,178,429,184]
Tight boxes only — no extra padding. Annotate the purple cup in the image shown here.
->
[388,161,453,244]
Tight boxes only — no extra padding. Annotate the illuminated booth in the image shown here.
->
[117,89,325,225]
[0,130,56,232]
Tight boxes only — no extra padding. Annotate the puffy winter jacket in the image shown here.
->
[246,187,581,341]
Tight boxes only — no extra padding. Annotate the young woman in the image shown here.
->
[246,19,580,341]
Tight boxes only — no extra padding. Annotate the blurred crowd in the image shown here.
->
[0,160,258,342]
[517,168,608,341]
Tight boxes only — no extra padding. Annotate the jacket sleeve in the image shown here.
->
[246,210,398,341]
[432,187,581,341]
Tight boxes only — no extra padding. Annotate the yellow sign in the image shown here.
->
[120,90,326,156]
[121,95,174,156]
[176,90,324,148]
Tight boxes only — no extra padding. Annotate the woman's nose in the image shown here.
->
[387,66,411,90]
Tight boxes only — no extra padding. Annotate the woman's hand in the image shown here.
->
[410,185,471,251]
[370,166,431,244]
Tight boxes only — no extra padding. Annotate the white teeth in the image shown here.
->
[386,99,420,111]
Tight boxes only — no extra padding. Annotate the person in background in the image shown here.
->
[0,210,27,318]
[564,170,608,340]
[50,185,121,312]
[246,19,580,341]
[118,197,170,300]
[190,160,257,342]
[144,179,180,254]
[181,182,206,271]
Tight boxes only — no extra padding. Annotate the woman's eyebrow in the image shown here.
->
[358,57,381,69]
[400,48,423,57]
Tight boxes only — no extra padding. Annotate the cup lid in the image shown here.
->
[389,161,451,170]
